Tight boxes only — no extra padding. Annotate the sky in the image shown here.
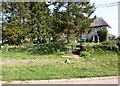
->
[90,0,119,36]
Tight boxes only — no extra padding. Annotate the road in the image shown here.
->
[49,78,118,84]
[1,76,118,84]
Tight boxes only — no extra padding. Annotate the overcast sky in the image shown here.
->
[90,0,119,36]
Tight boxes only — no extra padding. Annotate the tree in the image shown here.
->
[2,2,31,44]
[52,1,96,43]
[28,2,53,43]
[2,1,96,45]
[2,20,23,45]
[2,2,52,44]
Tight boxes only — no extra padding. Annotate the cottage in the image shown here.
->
[87,17,111,42]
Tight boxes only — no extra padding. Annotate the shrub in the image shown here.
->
[81,41,119,52]
[101,41,119,51]
[6,42,68,55]
[80,51,90,57]
[98,29,108,42]
[81,43,100,51]
[2,20,23,45]
[101,40,117,45]
[2,44,9,51]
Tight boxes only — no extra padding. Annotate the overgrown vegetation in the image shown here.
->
[2,40,119,55]
[2,42,69,55]
[81,41,119,52]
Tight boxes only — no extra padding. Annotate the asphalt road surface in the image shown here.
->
[1,76,118,84]
[49,78,118,84]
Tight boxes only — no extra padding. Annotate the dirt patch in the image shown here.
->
[61,55,82,59]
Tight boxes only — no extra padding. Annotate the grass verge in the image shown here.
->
[1,50,118,81]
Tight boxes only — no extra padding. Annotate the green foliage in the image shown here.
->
[81,41,119,52]
[52,2,96,43]
[2,2,53,44]
[55,51,72,56]
[80,51,90,57]
[101,41,119,51]
[98,29,108,42]
[7,42,68,55]
[2,44,9,51]
[2,20,23,45]
[2,2,95,45]
[81,43,100,51]
[2,2,31,42]
[101,40,117,45]
[29,2,53,43]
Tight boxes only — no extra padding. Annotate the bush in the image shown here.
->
[2,20,23,45]
[98,29,108,42]
[101,41,119,51]
[81,43,101,51]
[81,41,119,52]
[2,44,9,51]
[101,40,117,45]
[6,42,68,55]
[80,51,90,57]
